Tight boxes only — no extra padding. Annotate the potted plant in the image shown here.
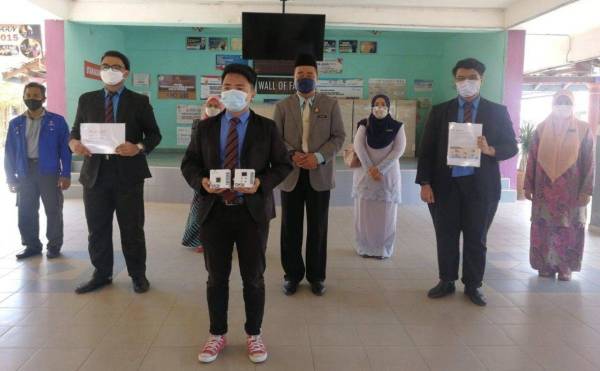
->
[517,120,535,200]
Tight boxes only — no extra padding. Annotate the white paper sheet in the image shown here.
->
[80,123,126,154]
[447,122,483,167]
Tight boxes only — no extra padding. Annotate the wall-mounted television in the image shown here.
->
[242,12,325,61]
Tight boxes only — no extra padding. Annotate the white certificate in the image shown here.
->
[80,123,126,154]
[447,122,483,167]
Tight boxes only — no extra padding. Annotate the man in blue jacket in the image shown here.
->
[4,82,72,260]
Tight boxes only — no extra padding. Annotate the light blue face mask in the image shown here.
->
[221,89,248,112]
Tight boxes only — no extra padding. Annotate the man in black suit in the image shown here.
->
[69,50,162,294]
[181,64,292,364]
[416,58,518,306]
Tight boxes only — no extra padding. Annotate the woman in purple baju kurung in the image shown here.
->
[524,90,595,281]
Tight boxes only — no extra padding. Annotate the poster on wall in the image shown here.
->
[186,37,207,50]
[84,60,101,80]
[216,55,249,70]
[317,78,363,99]
[359,41,378,54]
[176,104,202,124]
[414,79,434,92]
[254,60,295,76]
[0,24,44,82]
[339,40,357,53]
[256,76,295,95]
[317,58,343,74]
[157,75,197,100]
[209,37,228,51]
[133,73,150,87]
[368,78,407,99]
[231,38,242,51]
[200,75,222,99]
[324,40,336,53]
[177,127,192,146]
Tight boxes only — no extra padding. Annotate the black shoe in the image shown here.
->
[132,276,150,293]
[283,280,299,296]
[75,276,112,294]
[465,287,487,307]
[15,248,42,260]
[310,281,326,296]
[46,248,61,259]
[427,281,456,299]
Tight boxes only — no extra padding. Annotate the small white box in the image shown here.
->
[210,169,231,189]
[234,169,255,188]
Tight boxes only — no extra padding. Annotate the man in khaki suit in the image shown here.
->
[274,54,346,296]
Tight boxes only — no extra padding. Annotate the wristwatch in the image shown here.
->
[136,143,145,153]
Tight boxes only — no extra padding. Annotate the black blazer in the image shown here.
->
[181,110,293,225]
[70,88,162,188]
[415,97,518,203]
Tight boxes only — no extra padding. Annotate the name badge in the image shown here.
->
[317,114,328,119]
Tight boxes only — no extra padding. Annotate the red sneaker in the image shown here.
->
[247,334,268,363]
[198,335,226,363]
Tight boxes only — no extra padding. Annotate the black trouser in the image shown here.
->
[82,158,146,279]
[280,169,330,283]
[428,176,498,288]
[17,160,63,251]
[200,202,268,336]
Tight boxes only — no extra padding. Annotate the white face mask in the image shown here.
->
[372,106,389,119]
[456,79,481,98]
[553,105,573,119]
[205,107,221,117]
[220,89,249,113]
[100,69,124,86]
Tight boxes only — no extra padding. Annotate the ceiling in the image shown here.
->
[72,0,518,8]
[15,0,599,36]
[515,0,600,35]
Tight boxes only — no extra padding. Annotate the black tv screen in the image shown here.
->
[242,12,325,61]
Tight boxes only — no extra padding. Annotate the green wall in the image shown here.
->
[65,22,125,121]
[64,22,507,149]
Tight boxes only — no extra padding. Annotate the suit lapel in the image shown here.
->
[209,115,222,168]
[290,94,303,140]
[240,111,256,167]
[309,94,321,129]
[94,90,105,123]
[447,97,459,124]
[475,98,490,127]
[116,88,131,123]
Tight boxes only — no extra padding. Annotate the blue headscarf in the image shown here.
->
[358,94,402,149]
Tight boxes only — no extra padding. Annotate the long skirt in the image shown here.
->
[530,219,585,272]
[354,197,398,258]
[182,192,202,247]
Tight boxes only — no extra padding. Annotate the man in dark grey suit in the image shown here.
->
[416,58,518,306]
[69,50,162,294]
[274,54,346,296]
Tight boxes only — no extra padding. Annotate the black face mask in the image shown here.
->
[24,99,43,111]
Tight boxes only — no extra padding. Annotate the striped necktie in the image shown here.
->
[463,101,473,123]
[222,117,240,201]
[105,92,116,123]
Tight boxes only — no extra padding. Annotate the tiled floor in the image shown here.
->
[1,197,600,370]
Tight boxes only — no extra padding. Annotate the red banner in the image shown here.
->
[84,60,101,80]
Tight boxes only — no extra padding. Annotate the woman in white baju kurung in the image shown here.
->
[352,94,406,259]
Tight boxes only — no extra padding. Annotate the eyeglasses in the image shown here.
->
[455,76,480,82]
[101,64,125,72]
